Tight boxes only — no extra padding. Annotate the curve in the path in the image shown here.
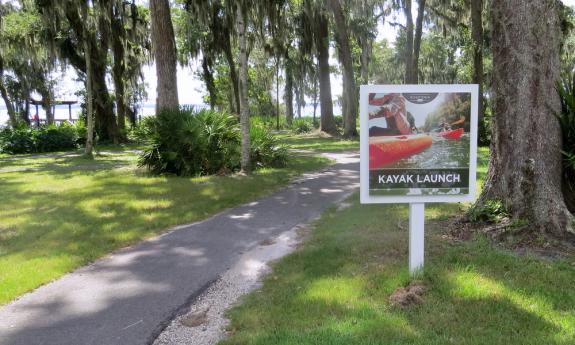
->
[0,152,359,345]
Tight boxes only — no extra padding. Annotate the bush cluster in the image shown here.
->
[138,108,288,176]
[0,122,84,154]
[290,118,313,134]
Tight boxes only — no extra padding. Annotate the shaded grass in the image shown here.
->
[0,148,330,304]
[221,198,575,345]
[278,132,359,152]
[221,147,575,345]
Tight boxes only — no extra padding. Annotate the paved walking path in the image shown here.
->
[0,152,359,345]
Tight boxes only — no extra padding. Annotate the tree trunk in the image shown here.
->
[36,73,54,125]
[316,12,337,135]
[223,40,240,115]
[284,54,294,126]
[412,0,426,84]
[24,100,31,125]
[150,0,179,111]
[329,0,357,138]
[92,54,118,143]
[360,37,372,85]
[83,3,94,158]
[202,57,217,109]
[477,0,574,239]
[471,0,484,124]
[111,4,127,140]
[237,7,251,174]
[276,58,280,129]
[0,55,17,127]
[312,68,318,125]
[404,0,414,83]
[93,2,119,143]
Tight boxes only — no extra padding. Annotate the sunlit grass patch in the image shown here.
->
[0,147,331,304]
[278,132,359,152]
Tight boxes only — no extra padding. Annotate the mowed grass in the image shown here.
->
[0,147,330,304]
[278,132,359,152]
[220,147,575,345]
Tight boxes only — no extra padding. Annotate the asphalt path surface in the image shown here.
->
[0,152,359,345]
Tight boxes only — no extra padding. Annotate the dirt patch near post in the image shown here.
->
[389,281,427,307]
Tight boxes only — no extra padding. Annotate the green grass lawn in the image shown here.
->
[278,132,359,152]
[0,146,330,304]
[220,146,575,345]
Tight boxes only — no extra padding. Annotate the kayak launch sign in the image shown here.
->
[360,84,479,204]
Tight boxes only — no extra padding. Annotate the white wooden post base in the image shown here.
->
[409,203,425,275]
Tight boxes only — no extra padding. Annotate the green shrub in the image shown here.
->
[469,199,509,223]
[73,119,87,146]
[334,115,343,129]
[35,123,78,152]
[290,118,313,134]
[128,116,157,144]
[0,123,79,154]
[0,127,36,154]
[557,76,575,169]
[250,124,288,168]
[138,108,288,176]
[557,73,575,211]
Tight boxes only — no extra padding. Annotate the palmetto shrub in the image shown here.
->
[250,124,288,168]
[138,108,287,176]
[557,72,575,211]
[290,118,313,134]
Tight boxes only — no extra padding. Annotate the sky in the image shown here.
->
[1,0,575,121]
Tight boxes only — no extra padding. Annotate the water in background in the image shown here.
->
[389,133,471,170]
[0,103,338,126]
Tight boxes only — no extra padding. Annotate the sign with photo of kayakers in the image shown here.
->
[360,84,479,204]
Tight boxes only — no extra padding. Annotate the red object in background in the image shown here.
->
[369,134,433,169]
[440,128,464,140]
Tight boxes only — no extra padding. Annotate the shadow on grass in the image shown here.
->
[0,152,332,304]
[221,200,575,345]
[0,154,359,345]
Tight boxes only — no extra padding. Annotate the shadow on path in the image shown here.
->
[0,153,359,345]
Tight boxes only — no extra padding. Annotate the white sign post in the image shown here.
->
[409,203,425,274]
[360,85,478,276]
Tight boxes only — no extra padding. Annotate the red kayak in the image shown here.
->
[370,134,433,169]
[440,128,464,140]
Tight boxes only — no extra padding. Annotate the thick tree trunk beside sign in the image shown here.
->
[478,0,574,239]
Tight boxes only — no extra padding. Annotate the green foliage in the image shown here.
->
[127,116,157,144]
[469,199,510,223]
[34,122,78,152]
[290,118,313,134]
[138,108,288,176]
[250,125,288,169]
[557,75,575,170]
[0,123,80,154]
[557,72,575,211]
[0,127,36,154]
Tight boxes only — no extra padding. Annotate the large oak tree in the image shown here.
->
[478,0,574,239]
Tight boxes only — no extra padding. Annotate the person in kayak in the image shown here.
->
[407,111,419,133]
[368,93,412,136]
[439,117,452,132]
